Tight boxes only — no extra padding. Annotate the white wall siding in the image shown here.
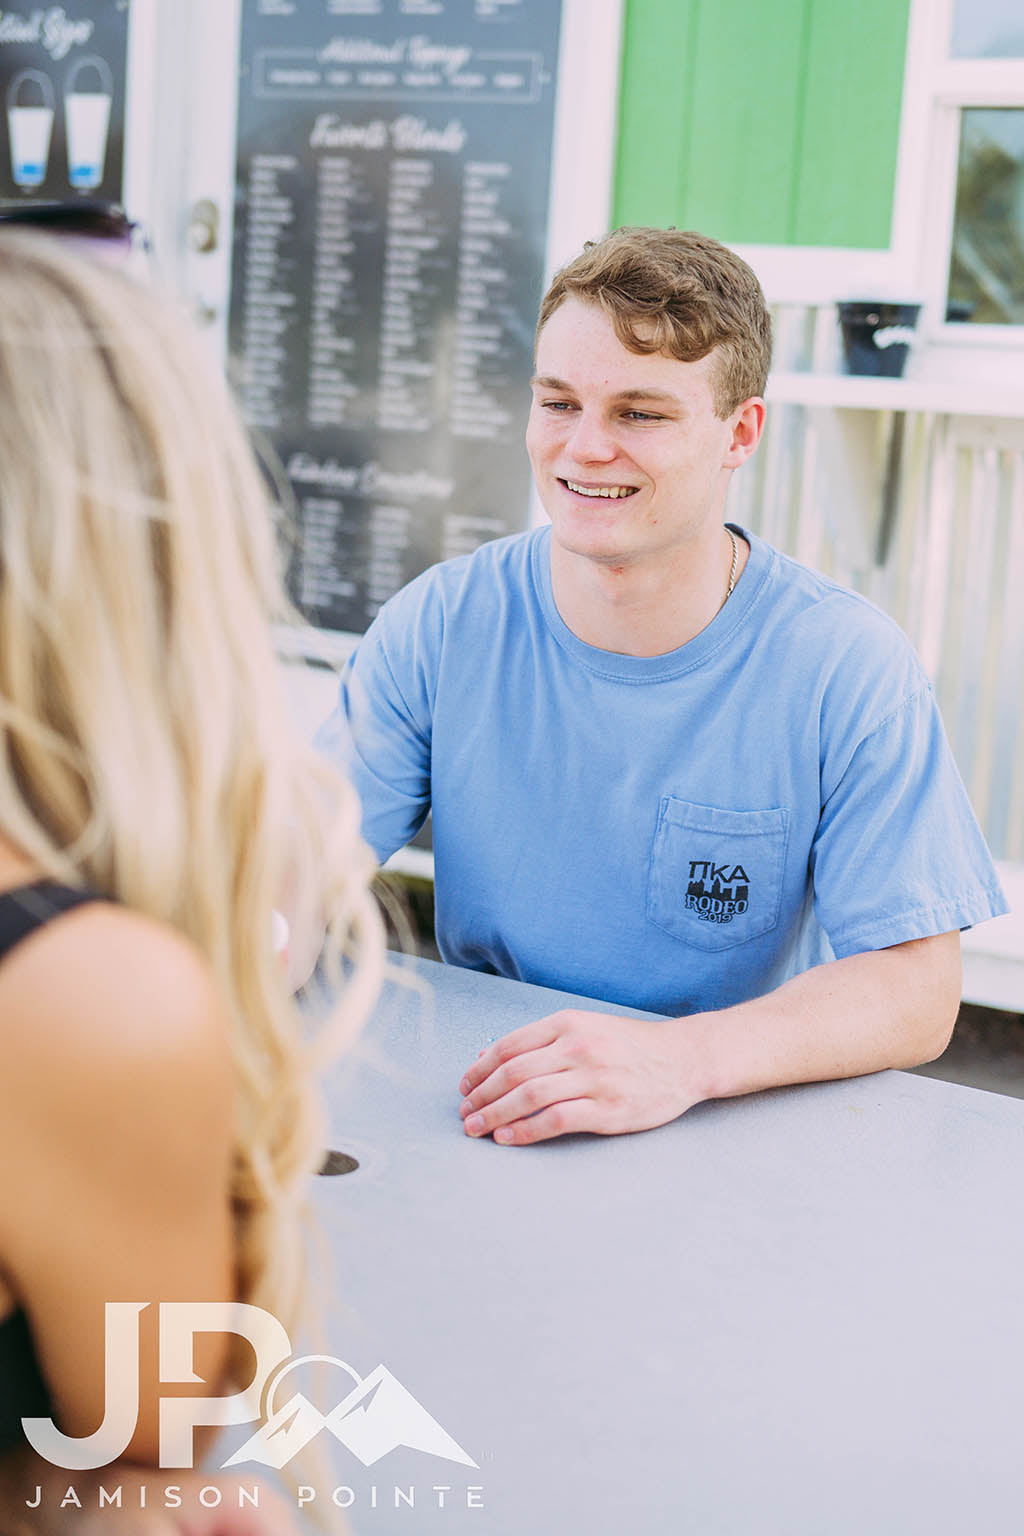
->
[732,356,1024,863]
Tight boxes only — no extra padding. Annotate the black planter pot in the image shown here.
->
[837,301,921,377]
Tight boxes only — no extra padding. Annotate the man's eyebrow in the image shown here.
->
[615,387,684,406]
[529,375,684,407]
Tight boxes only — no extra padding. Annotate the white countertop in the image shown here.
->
[249,957,1024,1535]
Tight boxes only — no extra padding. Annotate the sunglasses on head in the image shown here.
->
[0,198,144,248]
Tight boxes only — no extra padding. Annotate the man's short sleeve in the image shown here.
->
[810,683,1007,958]
[314,588,436,864]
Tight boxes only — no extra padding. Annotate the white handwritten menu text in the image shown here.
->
[229,0,563,634]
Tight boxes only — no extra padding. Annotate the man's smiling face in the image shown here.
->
[527,297,745,571]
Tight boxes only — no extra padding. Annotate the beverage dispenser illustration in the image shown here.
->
[7,70,55,189]
[65,56,113,190]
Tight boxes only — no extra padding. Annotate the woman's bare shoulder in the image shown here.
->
[0,899,230,1063]
[0,901,234,1150]
[0,903,236,1441]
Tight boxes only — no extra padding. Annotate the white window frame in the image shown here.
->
[742,0,1024,399]
[122,0,158,232]
[920,17,1024,353]
[738,0,1024,352]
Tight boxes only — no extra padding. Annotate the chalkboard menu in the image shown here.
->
[0,1,129,208]
[228,0,563,635]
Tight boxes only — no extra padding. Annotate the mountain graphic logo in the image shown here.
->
[223,1356,478,1471]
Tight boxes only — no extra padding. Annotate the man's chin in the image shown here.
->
[549,516,629,559]
[549,521,635,567]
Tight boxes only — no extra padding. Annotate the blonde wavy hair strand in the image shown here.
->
[0,232,385,1367]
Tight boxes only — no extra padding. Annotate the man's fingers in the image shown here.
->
[491,1098,602,1145]
[459,1015,563,1095]
[460,1041,568,1117]
[462,1071,588,1137]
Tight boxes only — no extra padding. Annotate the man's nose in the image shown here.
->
[565,410,617,461]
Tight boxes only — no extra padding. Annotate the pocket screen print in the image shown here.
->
[647,798,790,952]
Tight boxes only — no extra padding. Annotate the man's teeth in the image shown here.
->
[564,480,638,499]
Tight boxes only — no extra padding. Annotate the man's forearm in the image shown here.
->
[684,932,962,1105]
[458,933,963,1145]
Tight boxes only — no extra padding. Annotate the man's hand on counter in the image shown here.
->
[457,1010,705,1144]
[457,936,961,1145]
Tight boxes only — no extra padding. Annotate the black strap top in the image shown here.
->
[0,880,99,1454]
[0,1310,55,1452]
[0,879,98,955]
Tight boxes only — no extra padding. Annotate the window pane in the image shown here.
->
[951,0,1024,58]
[947,109,1024,324]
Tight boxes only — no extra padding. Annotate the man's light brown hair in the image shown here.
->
[536,227,772,419]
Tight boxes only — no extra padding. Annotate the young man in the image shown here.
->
[319,227,1006,1145]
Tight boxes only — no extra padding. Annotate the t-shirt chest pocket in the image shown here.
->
[647,798,790,952]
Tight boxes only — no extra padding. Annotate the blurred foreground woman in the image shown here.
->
[0,233,383,1530]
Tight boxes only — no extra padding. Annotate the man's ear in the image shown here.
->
[724,398,766,467]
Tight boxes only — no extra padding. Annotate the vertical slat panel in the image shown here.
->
[934,449,975,755]
[970,451,1014,852]
[916,417,956,682]
[946,448,1000,816]
[782,407,810,557]
[813,407,883,580]
[890,408,928,622]
[993,454,1024,861]
[900,412,937,656]
[795,413,825,570]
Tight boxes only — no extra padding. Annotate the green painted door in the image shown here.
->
[614,0,910,249]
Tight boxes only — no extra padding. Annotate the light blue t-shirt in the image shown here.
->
[318,525,1007,1016]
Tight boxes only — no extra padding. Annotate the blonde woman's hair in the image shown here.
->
[0,232,384,1348]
